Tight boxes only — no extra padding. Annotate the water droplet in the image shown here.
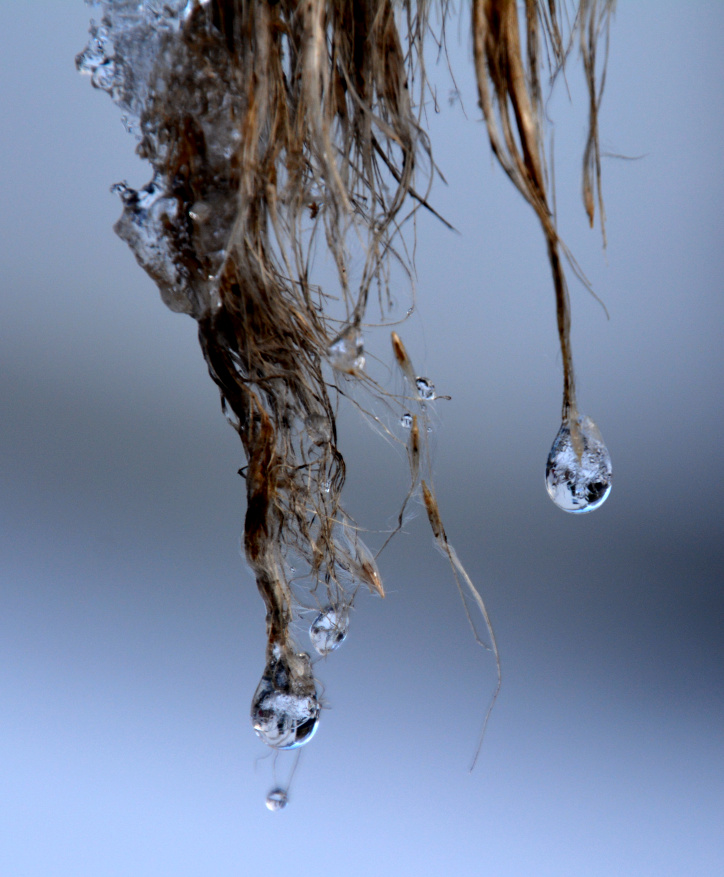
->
[415,377,435,400]
[327,326,364,373]
[545,415,612,513]
[309,607,350,656]
[400,412,413,429]
[251,645,320,749]
[265,788,288,812]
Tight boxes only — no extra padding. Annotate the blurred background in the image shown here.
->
[1,3,722,874]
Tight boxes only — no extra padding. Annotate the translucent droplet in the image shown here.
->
[265,788,288,812]
[400,412,413,429]
[415,377,435,400]
[309,607,350,656]
[545,415,612,513]
[328,326,364,373]
[251,645,320,749]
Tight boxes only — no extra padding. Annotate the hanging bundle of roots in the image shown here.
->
[78,0,615,759]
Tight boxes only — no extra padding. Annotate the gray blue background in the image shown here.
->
[1,3,722,874]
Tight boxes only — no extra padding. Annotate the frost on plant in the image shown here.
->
[77,0,616,803]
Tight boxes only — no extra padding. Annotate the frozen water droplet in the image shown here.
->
[265,788,288,812]
[545,415,612,513]
[327,326,364,373]
[251,645,320,749]
[309,607,350,656]
[415,377,435,400]
[400,412,413,429]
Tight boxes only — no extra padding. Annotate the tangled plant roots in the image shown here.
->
[78,0,615,769]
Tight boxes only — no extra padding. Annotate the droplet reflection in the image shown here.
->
[251,645,320,749]
[328,326,365,373]
[545,415,612,513]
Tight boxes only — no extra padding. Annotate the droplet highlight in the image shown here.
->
[545,415,612,513]
[309,607,350,656]
[251,645,320,749]
[265,788,288,812]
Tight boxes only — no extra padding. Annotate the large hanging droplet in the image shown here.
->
[265,788,288,812]
[309,607,350,656]
[545,415,612,513]
[251,645,320,749]
[327,326,364,373]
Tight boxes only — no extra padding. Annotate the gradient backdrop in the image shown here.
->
[1,3,722,875]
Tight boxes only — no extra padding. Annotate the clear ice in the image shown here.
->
[545,415,612,513]
[250,645,320,749]
[77,1,245,318]
[309,607,350,656]
[265,788,288,812]
[327,326,365,373]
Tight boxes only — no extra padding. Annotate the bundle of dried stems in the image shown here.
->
[78,0,615,765]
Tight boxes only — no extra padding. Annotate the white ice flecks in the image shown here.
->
[250,645,320,749]
[309,607,350,656]
[327,326,365,373]
[545,415,612,513]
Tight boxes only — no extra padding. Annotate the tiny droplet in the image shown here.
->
[400,412,413,429]
[251,646,320,749]
[415,377,435,400]
[265,788,288,811]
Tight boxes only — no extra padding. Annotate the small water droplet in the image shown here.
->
[415,377,435,400]
[400,412,413,429]
[265,788,288,811]
[251,645,320,749]
[327,326,364,373]
[545,415,612,513]
[309,607,350,656]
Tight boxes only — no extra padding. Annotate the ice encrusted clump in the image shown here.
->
[77,1,237,317]
[76,1,195,122]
